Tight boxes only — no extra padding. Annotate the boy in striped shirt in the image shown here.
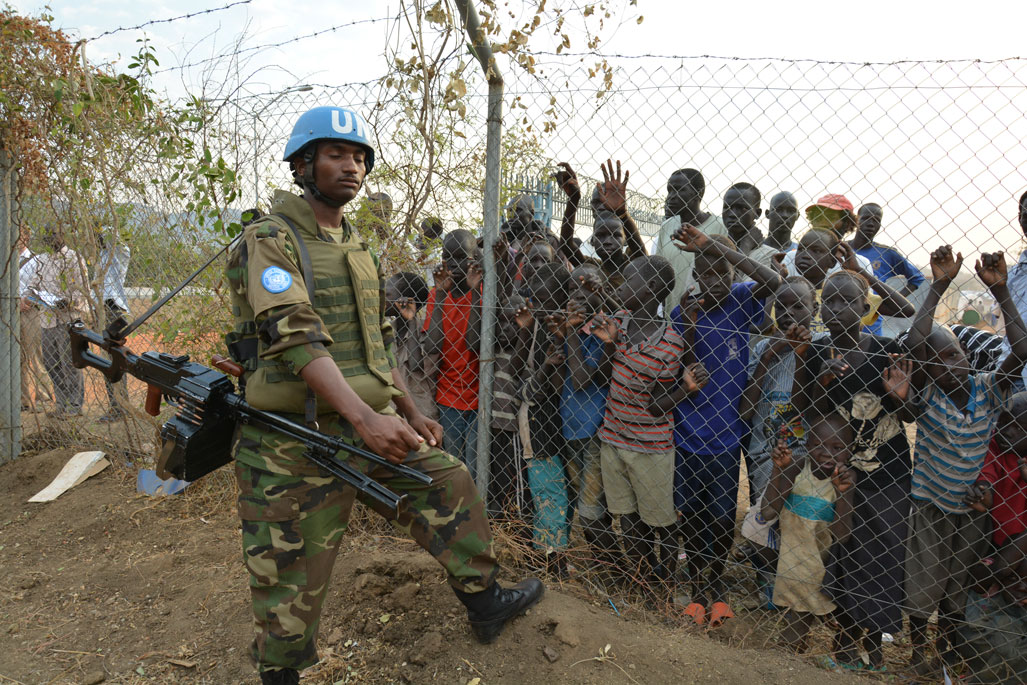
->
[589,255,707,592]
[903,245,1027,677]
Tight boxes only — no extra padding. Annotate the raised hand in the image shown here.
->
[565,299,587,329]
[964,481,993,513]
[975,251,1008,290]
[543,343,566,368]
[784,323,813,357]
[930,244,964,284]
[772,252,789,280]
[831,464,855,494]
[596,158,629,216]
[819,351,851,387]
[771,438,793,470]
[587,312,619,344]
[394,297,418,321]
[679,291,705,323]
[834,241,861,272]
[466,262,484,291]
[545,312,568,340]
[554,162,581,203]
[577,271,604,295]
[433,264,454,294]
[671,224,711,253]
[882,353,913,403]
[514,302,534,329]
[682,361,709,393]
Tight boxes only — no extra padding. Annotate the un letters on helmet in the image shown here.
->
[331,109,366,139]
[283,106,376,172]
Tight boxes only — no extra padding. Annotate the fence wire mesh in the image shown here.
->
[5,44,1027,682]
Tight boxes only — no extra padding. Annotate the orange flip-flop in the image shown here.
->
[708,601,735,628]
[683,602,706,626]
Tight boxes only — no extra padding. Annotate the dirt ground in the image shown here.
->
[0,445,872,685]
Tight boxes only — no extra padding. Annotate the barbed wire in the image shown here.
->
[85,0,254,42]
[151,15,396,76]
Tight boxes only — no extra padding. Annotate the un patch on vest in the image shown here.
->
[261,266,293,294]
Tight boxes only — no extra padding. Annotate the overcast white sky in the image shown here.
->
[11,0,1027,265]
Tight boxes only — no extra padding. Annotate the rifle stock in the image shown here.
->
[68,320,431,513]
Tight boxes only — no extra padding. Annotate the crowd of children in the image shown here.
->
[383,168,1027,680]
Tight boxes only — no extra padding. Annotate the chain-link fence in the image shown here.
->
[5,37,1027,681]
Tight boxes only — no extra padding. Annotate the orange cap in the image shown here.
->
[806,194,854,214]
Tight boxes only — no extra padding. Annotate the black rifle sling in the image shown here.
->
[271,214,319,427]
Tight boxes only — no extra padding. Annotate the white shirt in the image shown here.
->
[18,248,38,297]
[100,243,131,311]
[24,246,89,328]
[654,213,728,313]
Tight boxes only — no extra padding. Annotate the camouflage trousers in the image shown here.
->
[233,410,500,672]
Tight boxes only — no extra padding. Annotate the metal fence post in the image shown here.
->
[0,150,22,464]
[456,0,503,498]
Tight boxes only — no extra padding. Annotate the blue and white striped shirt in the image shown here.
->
[912,371,1010,513]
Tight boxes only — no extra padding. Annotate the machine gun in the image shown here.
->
[68,320,431,513]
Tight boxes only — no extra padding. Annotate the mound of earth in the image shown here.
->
[0,448,866,684]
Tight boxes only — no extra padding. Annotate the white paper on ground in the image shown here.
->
[28,451,110,502]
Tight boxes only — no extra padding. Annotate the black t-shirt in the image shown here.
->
[808,335,912,491]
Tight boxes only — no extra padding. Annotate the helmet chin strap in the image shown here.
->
[301,145,349,209]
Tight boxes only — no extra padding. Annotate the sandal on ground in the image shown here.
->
[812,655,842,672]
[683,602,706,626]
[840,660,888,673]
[708,601,735,628]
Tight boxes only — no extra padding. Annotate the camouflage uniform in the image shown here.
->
[226,190,499,672]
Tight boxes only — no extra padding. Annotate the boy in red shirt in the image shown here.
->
[425,229,483,482]
[977,392,1027,547]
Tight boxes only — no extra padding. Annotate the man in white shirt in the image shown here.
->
[722,182,779,272]
[98,231,132,422]
[22,228,89,417]
[654,168,727,313]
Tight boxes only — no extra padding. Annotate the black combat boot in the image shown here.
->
[453,578,544,644]
[259,668,299,685]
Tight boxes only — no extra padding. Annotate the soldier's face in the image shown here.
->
[306,141,366,205]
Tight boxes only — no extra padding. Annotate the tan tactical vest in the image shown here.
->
[228,214,397,415]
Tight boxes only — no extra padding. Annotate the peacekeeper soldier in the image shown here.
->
[225,105,544,685]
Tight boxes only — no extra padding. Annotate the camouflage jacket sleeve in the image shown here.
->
[243,222,333,374]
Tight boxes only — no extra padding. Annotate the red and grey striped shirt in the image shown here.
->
[599,310,685,453]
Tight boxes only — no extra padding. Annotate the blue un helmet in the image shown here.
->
[283,106,376,172]
[283,106,376,207]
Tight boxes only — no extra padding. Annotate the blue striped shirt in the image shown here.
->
[912,371,1010,513]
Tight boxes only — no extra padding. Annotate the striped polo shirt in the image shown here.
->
[599,310,685,453]
[912,371,1011,513]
